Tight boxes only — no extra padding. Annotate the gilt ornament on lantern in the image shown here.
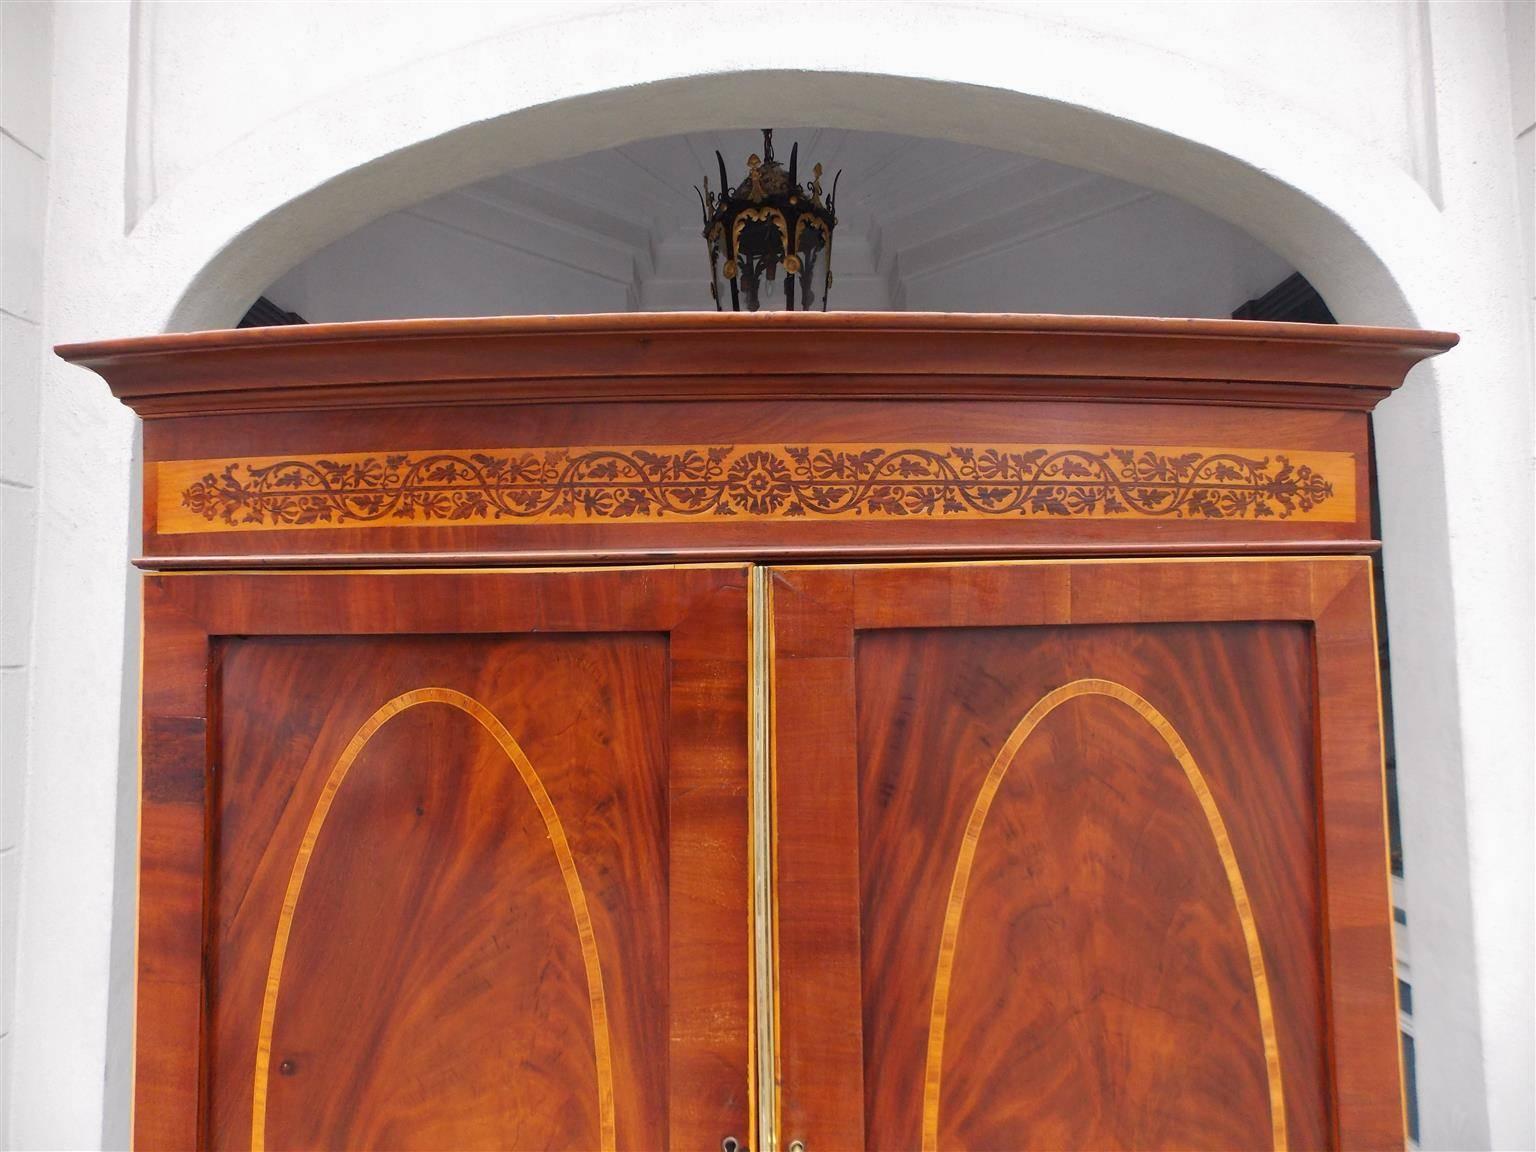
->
[695,129,840,311]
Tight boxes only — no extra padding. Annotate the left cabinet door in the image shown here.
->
[139,567,752,1151]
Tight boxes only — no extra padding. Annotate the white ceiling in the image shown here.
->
[268,128,1295,320]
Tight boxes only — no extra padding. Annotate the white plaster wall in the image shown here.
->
[11,3,1532,1148]
[1509,0,1534,303]
[0,0,52,1136]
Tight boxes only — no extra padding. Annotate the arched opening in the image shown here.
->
[155,71,1428,336]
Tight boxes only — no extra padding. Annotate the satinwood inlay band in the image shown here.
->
[922,678,1285,1152]
[159,442,1352,534]
[251,687,615,1152]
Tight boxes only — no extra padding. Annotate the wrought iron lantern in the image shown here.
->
[695,129,840,311]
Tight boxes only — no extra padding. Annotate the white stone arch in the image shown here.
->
[20,7,1528,1150]
[151,74,1437,337]
[113,0,1452,337]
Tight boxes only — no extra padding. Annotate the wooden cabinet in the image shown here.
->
[61,313,1455,1150]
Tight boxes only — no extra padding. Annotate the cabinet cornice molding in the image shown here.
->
[60,312,1456,418]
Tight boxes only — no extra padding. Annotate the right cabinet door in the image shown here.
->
[771,558,1403,1151]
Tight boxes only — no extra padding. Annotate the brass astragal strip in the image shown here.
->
[750,567,780,1152]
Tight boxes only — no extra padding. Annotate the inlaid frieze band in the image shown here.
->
[158,443,1354,534]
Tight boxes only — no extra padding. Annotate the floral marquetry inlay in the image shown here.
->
[156,443,1355,534]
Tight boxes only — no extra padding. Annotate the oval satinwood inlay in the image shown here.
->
[921,678,1285,1152]
[251,687,615,1152]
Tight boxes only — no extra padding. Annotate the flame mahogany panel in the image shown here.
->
[215,635,670,1150]
[55,313,1456,567]
[138,567,751,1151]
[856,623,1322,1150]
[772,558,1404,1151]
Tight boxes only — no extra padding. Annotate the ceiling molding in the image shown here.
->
[853,149,1027,221]
[464,179,652,252]
[403,199,639,287]
[899,183,1155,281]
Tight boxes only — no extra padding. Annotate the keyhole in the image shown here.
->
[720,1138,741,1152]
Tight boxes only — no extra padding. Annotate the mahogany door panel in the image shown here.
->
[139,567,751,1151]
[772,559,1402,1152]
[856,622,1322,1150]
[213,632,668,1150]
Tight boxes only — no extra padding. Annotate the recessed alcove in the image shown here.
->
[260,129,1297,322]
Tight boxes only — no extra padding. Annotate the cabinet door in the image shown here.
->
[771,558,1401,1151]
[139,567,751,1151]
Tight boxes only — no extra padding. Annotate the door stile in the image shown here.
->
[768,567,869,1151]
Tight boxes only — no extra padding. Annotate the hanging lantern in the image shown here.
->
[694,129,840,312]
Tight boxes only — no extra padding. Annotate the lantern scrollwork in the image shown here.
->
[694,129,840,311]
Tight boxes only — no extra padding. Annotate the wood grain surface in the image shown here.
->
[218,640,654,1150]
[859,628,1318,1150]
[773,558,1404,1151]
[137,567,751,1151]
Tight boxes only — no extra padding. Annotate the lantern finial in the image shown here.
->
[693,130,840,311]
